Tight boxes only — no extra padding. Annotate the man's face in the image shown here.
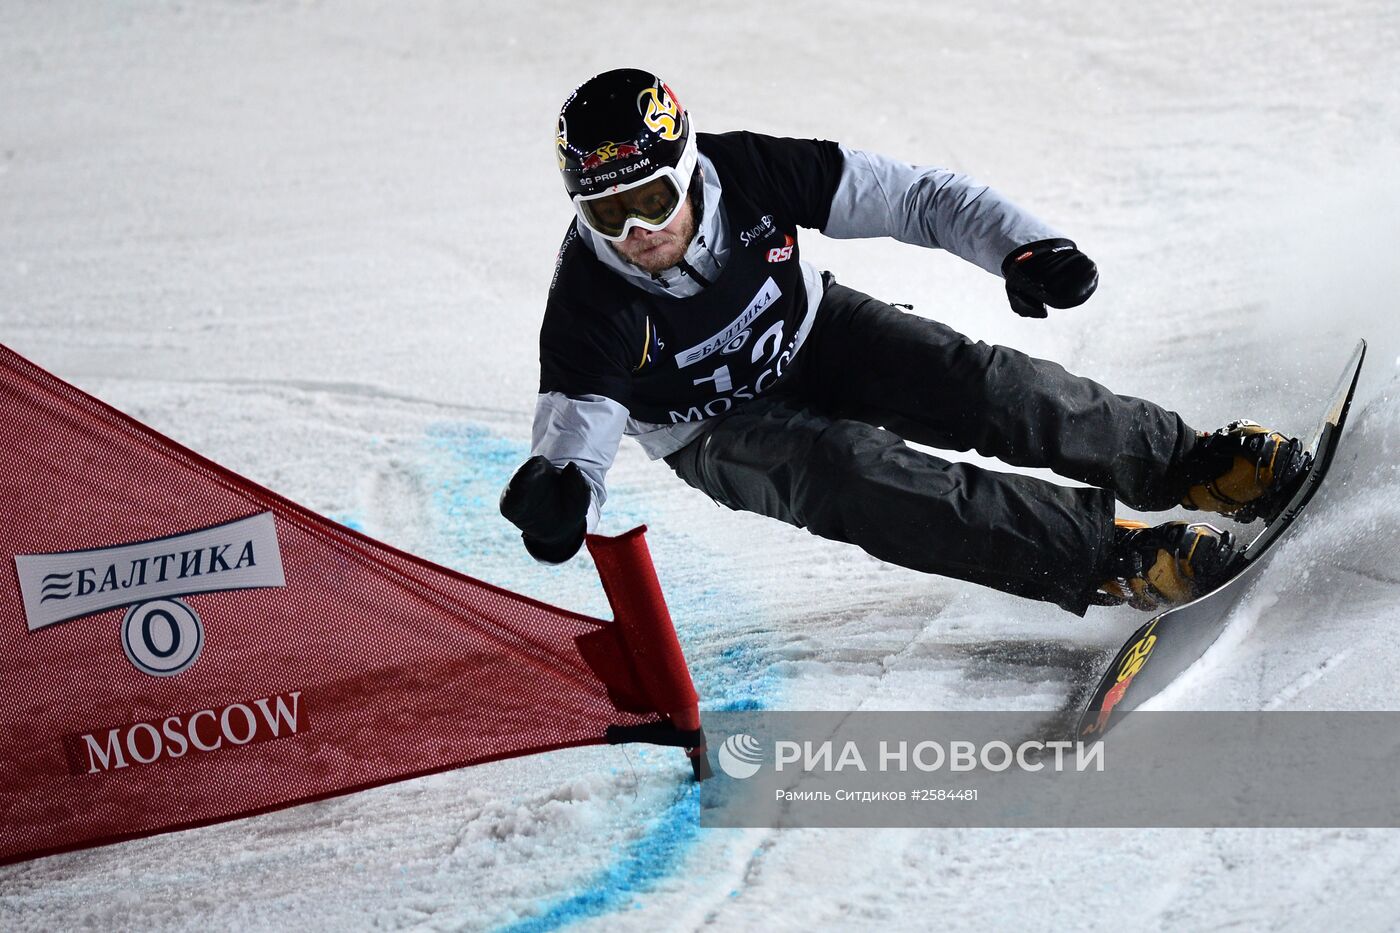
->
[609,193,697,275]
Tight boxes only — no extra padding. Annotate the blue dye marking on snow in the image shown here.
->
[328,513,366,534]
[498,782,701,933]
[424,424,598,609]
[425,421,782,932]
[426,424,528,558]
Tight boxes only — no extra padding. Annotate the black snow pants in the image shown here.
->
[663,278,1199,615]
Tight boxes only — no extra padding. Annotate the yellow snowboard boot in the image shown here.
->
[1180,420,1311,524]
[1096,519,1240,612]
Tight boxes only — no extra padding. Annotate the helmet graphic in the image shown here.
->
[556,68,698,241]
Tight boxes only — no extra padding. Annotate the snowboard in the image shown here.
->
[1077,339,1366,738]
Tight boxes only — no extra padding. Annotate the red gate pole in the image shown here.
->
[586,527,711,780]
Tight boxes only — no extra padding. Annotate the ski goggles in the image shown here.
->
[571,130,699,242]
[573,168,690,242]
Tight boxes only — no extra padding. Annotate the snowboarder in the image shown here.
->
[499,67,1310,615]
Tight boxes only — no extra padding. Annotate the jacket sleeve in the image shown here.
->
[822,144,1065,276]
[530,391,628,535]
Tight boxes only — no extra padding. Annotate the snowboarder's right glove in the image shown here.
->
[499,455,591,564]
[1002,238,1099,318]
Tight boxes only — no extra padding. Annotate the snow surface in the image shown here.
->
[3,0,1400,929]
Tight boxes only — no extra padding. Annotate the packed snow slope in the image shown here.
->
[3,1,1400,930]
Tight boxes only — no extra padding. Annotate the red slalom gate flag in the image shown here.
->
[0,345,708,867]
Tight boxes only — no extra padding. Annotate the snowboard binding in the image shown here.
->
[1179,420,1312,524]
[1095,519,1241,612]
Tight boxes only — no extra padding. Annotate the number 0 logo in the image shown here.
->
[121,598,204,677]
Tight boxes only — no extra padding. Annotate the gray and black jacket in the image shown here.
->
[529,130,1062,539]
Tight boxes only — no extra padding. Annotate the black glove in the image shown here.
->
[1002,238,1099,318]
[499,456,591,564]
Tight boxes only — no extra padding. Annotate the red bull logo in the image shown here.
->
[1082,672,1136,736]
[581,141,642,171]
[1081,619,1159,736]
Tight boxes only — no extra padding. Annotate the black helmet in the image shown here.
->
[556,68,698,241]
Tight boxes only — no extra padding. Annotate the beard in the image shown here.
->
[611,195,699,275]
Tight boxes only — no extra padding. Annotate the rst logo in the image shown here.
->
[63,691,305,775]
[767,235,795,263]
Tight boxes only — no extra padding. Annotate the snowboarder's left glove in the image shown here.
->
[1002,238,1099,318]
